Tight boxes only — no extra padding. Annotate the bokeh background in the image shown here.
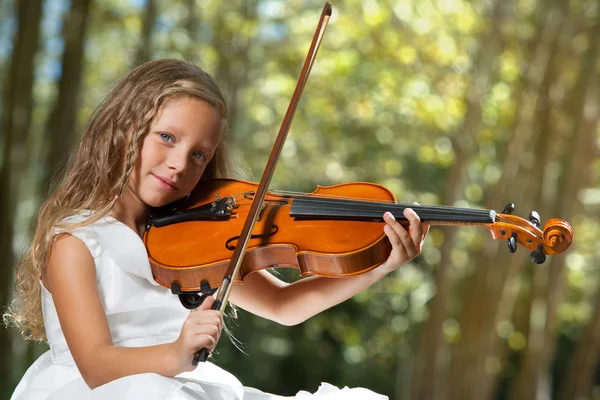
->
[1,0,599,399]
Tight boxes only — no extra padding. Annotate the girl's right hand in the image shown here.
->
[171,296,223,373]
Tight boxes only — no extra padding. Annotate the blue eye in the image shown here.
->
[159,133,173,142]
[192,152,206,161]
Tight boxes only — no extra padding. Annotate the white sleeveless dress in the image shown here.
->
[11,214,388,400]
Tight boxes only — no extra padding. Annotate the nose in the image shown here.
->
[166,148,189,175]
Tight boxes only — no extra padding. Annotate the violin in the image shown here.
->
[143,178,573,308]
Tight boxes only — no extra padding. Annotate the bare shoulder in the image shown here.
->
[45,233,97,295]
[45,232,113,372]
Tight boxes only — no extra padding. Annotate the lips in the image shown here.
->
[152,174,178,190]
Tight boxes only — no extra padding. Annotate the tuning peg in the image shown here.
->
[530,244,546,264]
[502,203,515,214]
[529,211,541,228]
[507,232,517,253]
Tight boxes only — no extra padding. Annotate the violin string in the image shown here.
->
[230,190,510,222]
[231,189,532,220]
[290,197,492,222]
[244,189,493,215]
[228,190,545,232]
[229,192,545,233]
[232,191,492,220]
[298,204,490,219]
[292,195,491,215]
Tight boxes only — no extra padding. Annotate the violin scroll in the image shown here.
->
[528,216,573,264]
[542,218,573,254]
[490,207,573,264]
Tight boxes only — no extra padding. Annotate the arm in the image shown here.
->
[45,234,222,389]
[230,208,428,326]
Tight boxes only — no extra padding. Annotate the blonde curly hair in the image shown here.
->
[4,59,240,342]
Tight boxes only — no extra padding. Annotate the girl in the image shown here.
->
[6,59,428,399]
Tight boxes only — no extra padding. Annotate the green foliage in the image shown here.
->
[2,0,599,398]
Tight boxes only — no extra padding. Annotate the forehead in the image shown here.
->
[152,97,224,146]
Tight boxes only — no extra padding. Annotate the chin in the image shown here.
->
[143,195,177,208]
[145,191,192,209]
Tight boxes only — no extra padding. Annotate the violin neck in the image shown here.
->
[290,196,495,225]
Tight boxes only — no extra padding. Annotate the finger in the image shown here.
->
[189,315,222,328]
[197,296,215,311]
[189,309,222,319]
[194,324,220,339]
[189,309,223,327]
[411,202,426,235]
[404,208,424,249]
[187,327,221,351]
[187,311,221,327]
[412,201,430,246]
[394,211,419,255]
[422,223,430,240]
[194,335,216,352]
[383,212,415,258]
[383,224,409,262]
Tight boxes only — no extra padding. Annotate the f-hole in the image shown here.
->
[226,225,279,250]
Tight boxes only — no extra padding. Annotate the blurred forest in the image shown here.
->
[1,0,599,399]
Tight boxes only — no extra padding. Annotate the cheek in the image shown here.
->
[182,165,207,193]
[138,140,168,180]
[139,140,162,168]
[129,139,158,186]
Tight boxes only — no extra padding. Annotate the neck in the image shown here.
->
[289,196,495,225]
[111,188,150,237]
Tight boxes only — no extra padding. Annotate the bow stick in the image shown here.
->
[192,2,333,365]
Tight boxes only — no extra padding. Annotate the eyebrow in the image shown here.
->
[164,124,214,139]
[164,125,184,135]
[161,124,219,152]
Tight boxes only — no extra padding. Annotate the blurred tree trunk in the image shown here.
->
[553,17,600,400]
[41,0,91,191]
[506,2,569,397]
[0,1,12,82]
[440,1,569,399]
[482,10,568,397]
[480,7,562,381]
[134,0,156,67]
[413,2,507,400]
[182,0,198,61]
[212,0,257,139]
[0,0,43,394]
[493,0,565,187]
[510,8,599,399]
[558,265,600,400]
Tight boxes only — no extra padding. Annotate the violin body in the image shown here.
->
[144,179,396,292]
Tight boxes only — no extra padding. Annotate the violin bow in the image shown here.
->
[192,2,333,365]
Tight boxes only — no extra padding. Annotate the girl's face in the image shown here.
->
[128,97,224,208]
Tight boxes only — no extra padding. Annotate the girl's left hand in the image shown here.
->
[378,205,429,275]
